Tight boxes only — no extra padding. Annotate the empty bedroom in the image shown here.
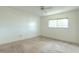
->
[0,6,79,53]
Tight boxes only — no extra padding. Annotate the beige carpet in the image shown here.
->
[0,36,79,53]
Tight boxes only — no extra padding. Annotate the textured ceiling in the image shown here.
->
[42,6,79,16]
[11,6,79,16]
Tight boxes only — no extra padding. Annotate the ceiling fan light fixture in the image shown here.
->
[40,6,44,10]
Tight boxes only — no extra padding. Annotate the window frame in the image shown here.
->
[48,18,69,28]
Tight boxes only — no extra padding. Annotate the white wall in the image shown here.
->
[0,7,40,44]
[0,7,79,45]
[41,9,79,44]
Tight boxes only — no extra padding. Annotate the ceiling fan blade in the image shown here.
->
[44,6,53,9]
[40,6,53,10]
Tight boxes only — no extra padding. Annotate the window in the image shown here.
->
[48,19,68,28]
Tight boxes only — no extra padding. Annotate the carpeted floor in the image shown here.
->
[0,36,79,53]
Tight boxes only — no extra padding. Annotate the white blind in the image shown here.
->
[48,19,68,28]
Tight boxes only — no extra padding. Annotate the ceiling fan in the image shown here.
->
[40,6,53,14]
[40,6,53,10]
